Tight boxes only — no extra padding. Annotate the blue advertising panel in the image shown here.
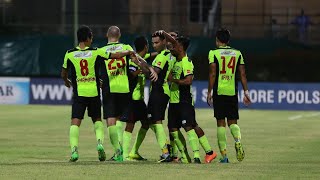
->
[191,82,320,110]
[29,78,73,104]
[28,78,320,110]
[0,77,30,104]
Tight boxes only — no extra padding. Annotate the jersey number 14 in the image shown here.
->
[220,56,236,74]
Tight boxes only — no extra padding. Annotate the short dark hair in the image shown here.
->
[134,36,148,52]
[77,25,92,42]
[216,28,230,44]
[152,31,165,40]
[176,36,190,51]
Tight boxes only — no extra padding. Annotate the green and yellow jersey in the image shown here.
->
[208,46,245,96]
[170,56,194,105]
[151,49,173,96]
[99,42,133,93]
[62,46,110,97]
[128,61,145,101]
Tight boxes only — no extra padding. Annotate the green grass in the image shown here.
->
[0,105,319,179]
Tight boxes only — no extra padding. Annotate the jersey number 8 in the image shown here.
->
[80,59,89,76]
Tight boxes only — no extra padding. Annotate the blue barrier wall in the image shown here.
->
[1,77,319,110]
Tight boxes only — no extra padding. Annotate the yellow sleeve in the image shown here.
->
[239,52,245,65]
[97,48,111,59]
[126,44,134,51]
[62,52,69,69]
[208,50,215,64]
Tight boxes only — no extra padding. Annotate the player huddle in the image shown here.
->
[61,25,251,164]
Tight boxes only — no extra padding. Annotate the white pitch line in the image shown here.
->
[305,112,320,118]
[288,115,303,120]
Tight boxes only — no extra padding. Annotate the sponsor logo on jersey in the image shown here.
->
[106,45,123,53]
[76,77,96,83]
[220,50,236,56]
[74,51,92,58]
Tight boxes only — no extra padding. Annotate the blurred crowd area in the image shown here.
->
[1,0,320,44]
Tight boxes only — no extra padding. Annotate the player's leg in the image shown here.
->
[129,122,149,160]
[69,97,86,162]
[227,97,244,161]
[128,100,148,160]
[122,100,134,160]
[116,120,124,144]
[227,97,245,161]
[88,96,105,161]
[169,133,178,161]
[148,93,171,162]
[217,119,228,163]
[228,119,244,162]
[122,121,134,160]
[169,130,186,162]
[213,95,229,163]
[193,124,217,163]
[168,103,190,163]
[102,93,122,162]
[180,103,201,164]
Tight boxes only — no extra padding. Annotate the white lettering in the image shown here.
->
[32,84,73,100]
[250,90,257,103]
[287,90,295,104]
[305,91,312,104]
[296,91,304,104]
[267,90,274,103]
[278,90,286,103]
[312,91,320,104]
[258,90,266,103]
[202,89,208,102]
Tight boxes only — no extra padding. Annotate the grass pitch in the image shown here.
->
[0,105,319,179]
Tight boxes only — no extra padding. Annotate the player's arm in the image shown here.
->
[158,30,178,47]
[150,52,158,60]
[172,61,193,85]
[61,52,71,88]
[110,50,134,59]
[239,64,251,106]
[132,54,158,81]
[151,53,166,75]
[171,75,192,85]
[61,68,71,88]
[130,68,141,78]
[207,63,216,106]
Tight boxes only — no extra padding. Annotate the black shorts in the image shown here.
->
[120,100,148,123]
[212,95,239,120]
[102,93,129,119]
[168,103,196,129]
[147,92,169,121]
[71,96,101,119]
